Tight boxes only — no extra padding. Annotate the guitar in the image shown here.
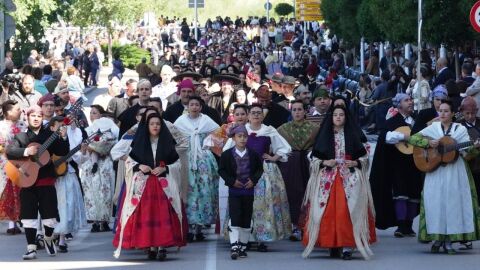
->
[394,126,414,155]
[5,129,63,187]
[5,101,85,187]
[413,136,479,173]
[51,130,103,176]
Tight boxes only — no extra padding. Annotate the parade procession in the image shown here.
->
[1,0,480,269]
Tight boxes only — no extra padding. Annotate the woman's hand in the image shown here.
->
[345,160,358,168]
[139,165,152,174]
[233,180,244,189]
[262,153,278,162]
[244,179,254,189]
[322,159,337,167]
[151,166,166,176]
[429,140,439,148]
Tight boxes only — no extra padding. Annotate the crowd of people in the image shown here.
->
[1,14,480,263]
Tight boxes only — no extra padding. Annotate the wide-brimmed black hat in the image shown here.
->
[213,74,241,85]
[172,71,203,82]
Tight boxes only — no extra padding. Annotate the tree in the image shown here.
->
[274,3,294,17]
[422,0,476,46]
[9,0,59,64]
[70,0,146,65]
[356,0,383,42]
[320,0,362,47]
[369,0,417,44]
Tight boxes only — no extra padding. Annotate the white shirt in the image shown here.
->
[385,114,414,144]
[235,148,247,158]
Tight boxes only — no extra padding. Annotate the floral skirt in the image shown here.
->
[252,162,291,242]
[0,180,21,221]
[113,175,187,249]
[54,172,87,234]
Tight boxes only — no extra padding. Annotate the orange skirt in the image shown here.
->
[302,172,376,248]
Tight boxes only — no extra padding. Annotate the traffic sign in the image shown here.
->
[188,0,204,8]
[470,1,480,32]
[295,0,322,21]
[264,2,273,10]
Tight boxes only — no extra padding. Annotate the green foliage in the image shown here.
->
[101,43,150,69]
[320,0,361,47]
[356,0,383,42]
[274,3,294,17]
[422,0,476,46]
[369,0,417,43]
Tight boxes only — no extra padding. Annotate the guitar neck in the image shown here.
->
[38,132,59,155]
[443,141,474,153]
[53,144,82,167]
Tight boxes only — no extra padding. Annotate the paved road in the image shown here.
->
[1,220,480,270]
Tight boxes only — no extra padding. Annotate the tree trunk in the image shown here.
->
[107,30,113,67]
[454,47,460,81]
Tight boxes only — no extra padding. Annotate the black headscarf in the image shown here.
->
[129,113,179,168]
[328,96,367,143]
[312,105,366,161]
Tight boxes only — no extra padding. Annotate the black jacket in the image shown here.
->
[6,127,70,181]
[218,147,263,188]
[264,102,290,128]
[163,100,222,125]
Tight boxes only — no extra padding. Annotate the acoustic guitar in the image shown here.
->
[51,130,103,176]
[413,136,478,173]
[5,100,84,187]
[394,126,414,155]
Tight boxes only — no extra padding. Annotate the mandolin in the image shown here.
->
[413,136,478,173]
[51,130,103,176]
[394,126,414,155]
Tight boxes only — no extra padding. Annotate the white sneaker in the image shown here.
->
[23,245,37,260]
[44,236,57,256]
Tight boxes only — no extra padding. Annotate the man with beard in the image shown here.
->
[293,84,312,108]
[1,75,42,110]
[370,93,423,238]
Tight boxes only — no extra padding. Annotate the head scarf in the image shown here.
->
[228,124,248,138]
[313,88,330,99]
[129,113,178,168]
[392,93,410,108]
[431,85,448,101]
[460,96,478,112]
[312,105,366,160]
[176,79,195,95]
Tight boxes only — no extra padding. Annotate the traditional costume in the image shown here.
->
[0,119,27,232]
[113,114,186,259]
[409,122,480,251]
[79,117,118,231]
[6,109,69,259]
[370,94,423,236]
[302,107,375,260]
[223,123,292,249]
[174,113,219,240]
[277,119,318,239]
[218,124,263,259]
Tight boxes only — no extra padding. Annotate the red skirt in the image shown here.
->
[113,175,187,249]
[303,172,376,248]
[0,180,21,221]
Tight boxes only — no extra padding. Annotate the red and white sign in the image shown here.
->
[470,1,480,33]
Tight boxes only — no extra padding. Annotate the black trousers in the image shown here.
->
[229,195,254,229]
[20,185,58,220]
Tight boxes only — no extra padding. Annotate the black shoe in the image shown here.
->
[44,237,57,256]
[342,250,353,260]
[394,227,404,238]
[239,249,247,258]
[459,241,473,250]
[329,248,342,258]
[91,223,100,233]
[58,244,68,253]
[102,222,112,232]
[257,243,268,252]
[230,248,239,260]
[403,221,416,237]
[36,235,45,250]
[187,233,195,242]
[22,249,37,260]
[148,249,157,260]
[195,232,205,241]
[157,249,167,261]
[65,233,73,241]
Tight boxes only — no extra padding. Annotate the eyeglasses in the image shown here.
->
[250,111,263,115]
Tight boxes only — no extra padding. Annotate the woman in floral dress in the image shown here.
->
[174,96,220,242]
[0,100,27,234]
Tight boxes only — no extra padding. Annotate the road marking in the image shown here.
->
[205,236,217,270]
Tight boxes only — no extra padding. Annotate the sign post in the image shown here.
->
[295,0,321,46]
[265,1,272,23]
[188,0,205,40]
[470,1,480,33]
